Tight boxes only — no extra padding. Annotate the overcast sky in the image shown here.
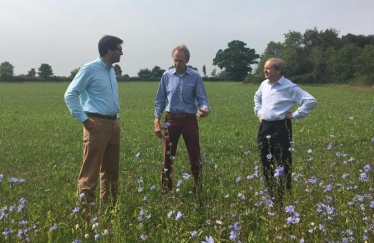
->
[1,0,373,77]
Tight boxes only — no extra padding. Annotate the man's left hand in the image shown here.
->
[197,108,210,118]
[286,112,293,120]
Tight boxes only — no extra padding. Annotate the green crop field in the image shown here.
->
[0,82,374,242]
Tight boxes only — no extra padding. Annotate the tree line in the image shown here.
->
[1,27,373,85]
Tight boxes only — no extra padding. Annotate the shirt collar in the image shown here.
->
[97,57,112,70]
[267,75,285,86]
[172,67,191,76]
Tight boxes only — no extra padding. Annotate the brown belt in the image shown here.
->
[87,113,117,120]
[167,112,195,119]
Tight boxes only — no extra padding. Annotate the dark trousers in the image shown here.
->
[257,119,292,202]
[162,114,201,191]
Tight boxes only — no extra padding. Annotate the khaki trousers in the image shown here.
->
[78,117,120,204]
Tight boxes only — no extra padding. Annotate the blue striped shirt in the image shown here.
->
[254,76,317,120]
[154,67,209,118]
[64,58,120,122]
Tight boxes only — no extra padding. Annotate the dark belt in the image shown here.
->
[167,112,195,119]
[87,113,117,120]
[262,119,290,124]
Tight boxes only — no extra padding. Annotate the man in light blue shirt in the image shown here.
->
[254,57,317,205]
[64,35,123,206]
[154,44,210,194]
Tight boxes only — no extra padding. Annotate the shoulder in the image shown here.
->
[80,59,101,72]
[280,76,298,88]
[186,67,201,77]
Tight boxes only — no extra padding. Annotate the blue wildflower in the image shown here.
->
[359,172,369,182]
[182,172,191,180]
[49,224,57,231]
[274,166,284,177]
[229,230,238,240]
[201,236,214,243]
[364,165,372,172]
[175,211,183,220]
[72,207,80,214]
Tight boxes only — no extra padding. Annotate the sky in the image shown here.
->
[1,0,374,77]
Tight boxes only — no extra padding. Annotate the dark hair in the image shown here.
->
[171,44,190,61]
[98,35,123,57]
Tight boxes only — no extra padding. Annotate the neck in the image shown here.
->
[100,57,112,68]
[269,75,282,84]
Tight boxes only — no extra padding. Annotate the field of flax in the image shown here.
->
[0,82,374,243]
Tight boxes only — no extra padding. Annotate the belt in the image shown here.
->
[262,119,290,124]
[167,112,195,119]
[87,113,117,120]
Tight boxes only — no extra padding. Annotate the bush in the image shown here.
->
[244,74,263,84]
[349,75,374,86]
[289,73,315,84]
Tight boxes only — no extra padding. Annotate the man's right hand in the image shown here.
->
[154,118,163,139]
[83,118,96,131]
[258,114,262,122]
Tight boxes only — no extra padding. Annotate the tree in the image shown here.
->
[150,66,165,78]
[38,63,53,79]
[213,40,260,80]
[211,68,217,78]
[137,68,152,79]
[187,65,198,71]
[202,65,207,77]
[0,61,15,78]
[27,68,36,77]
[113,64,122,77]
[70,68,80,79]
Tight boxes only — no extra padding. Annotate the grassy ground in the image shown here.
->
[0,82,373,242]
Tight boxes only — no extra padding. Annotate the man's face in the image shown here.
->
[173,50,188,74]
[110,44,123,64]
[264,60,280,81]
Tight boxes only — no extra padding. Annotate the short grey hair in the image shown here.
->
[267,58,286,75]
[171,44,190,61]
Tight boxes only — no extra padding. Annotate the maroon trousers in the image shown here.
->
[162,114,201,191]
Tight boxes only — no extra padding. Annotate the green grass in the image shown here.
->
[0,82,374,242]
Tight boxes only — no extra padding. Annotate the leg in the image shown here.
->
[181,116,201,186]
[100,119,120,205]
[257,122,276,199]
[161,116,181,192]
[78,118,110,203]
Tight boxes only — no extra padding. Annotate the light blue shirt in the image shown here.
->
[154,67,209,118]
[64,58,120,122]
[254,76,317,120]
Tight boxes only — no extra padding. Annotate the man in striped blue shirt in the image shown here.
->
[254,57,317,205]
[64,35,123,206]
[154,44,210,194]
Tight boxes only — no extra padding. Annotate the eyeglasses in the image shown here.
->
[113,48,123,53]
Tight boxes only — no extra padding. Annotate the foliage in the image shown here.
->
[1,82,374,242]
[244,73,263,84]
[113,64,122,77]
[257,28,374,85]
[150,66,165,79]
[187,65,198,71]
[202,65,207,77]
[70,68,80,79]
[137,68,152,79]
[0,61,15,79]
[38,63,54,79]
[27,68,36,77]
[213,40,260,81]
